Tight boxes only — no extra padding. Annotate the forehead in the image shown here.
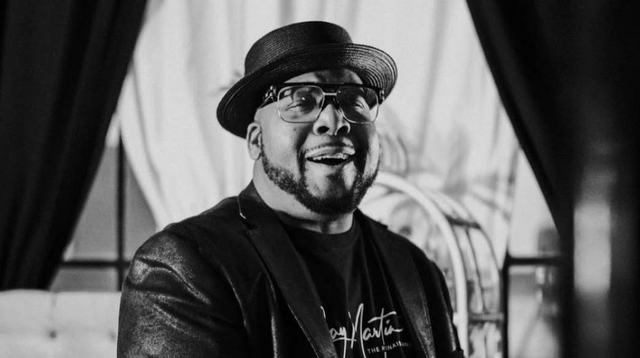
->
[284,69,363,84]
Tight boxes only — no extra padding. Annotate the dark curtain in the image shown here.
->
[466,1,640,357]
[0,0,147,289]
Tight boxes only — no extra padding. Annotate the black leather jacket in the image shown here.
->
[117,183,464,357]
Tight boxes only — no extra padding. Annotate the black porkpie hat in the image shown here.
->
[216,21,398,138]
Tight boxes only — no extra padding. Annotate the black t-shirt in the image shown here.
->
[284,220,415,358]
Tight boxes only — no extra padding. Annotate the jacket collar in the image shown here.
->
[237,183,435,358]
[238,183,338,358]
[357,211,436,358]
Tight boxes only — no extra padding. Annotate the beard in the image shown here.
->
[261,144,378,217]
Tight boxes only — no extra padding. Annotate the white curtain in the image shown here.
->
[116,0,518,261]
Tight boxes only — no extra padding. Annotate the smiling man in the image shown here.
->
[118,21,464,358]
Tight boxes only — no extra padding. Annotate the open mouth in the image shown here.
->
[307,153,353,166]
[305,143,356,167]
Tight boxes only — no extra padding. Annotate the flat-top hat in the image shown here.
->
[216,21,398,138]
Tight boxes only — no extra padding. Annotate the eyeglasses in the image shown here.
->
[259,82,384,124]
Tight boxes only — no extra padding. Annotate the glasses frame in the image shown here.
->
[259,82,385,124]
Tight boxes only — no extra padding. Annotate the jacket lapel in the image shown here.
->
[358,211,436,358]
[238,184,338,358]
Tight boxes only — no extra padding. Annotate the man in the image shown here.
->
[118,21,464,358]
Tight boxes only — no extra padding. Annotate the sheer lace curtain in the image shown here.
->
[116,0,518,260]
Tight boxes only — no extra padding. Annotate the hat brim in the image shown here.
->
[216,43,397,138]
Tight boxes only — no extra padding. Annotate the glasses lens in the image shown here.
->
[337,86,379,123]
[277,85,323,122]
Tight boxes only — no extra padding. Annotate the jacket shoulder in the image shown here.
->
[133,195,258,273]
[119,197,253,357]
[169,196,247,236]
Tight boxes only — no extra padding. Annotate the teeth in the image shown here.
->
[311,153,350,161]
[307,153,353,164]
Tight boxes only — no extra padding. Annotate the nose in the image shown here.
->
[312,100,351,136]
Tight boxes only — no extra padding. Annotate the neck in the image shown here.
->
[253,169,354,234]
[275,210,353,234]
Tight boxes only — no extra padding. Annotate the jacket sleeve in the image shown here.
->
[117,232,249,357]
[432,260,466,358]
[412,249,466,358]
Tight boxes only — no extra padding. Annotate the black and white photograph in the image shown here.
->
[1,1,638,357]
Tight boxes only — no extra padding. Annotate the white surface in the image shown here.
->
[0,290,121,358]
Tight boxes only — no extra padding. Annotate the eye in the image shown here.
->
[281,86,320,111]
[286,96,316,111]
[339,88,368,111]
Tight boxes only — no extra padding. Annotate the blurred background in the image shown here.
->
[1,1,638,357]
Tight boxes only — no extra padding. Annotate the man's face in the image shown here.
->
[253,69,380,216]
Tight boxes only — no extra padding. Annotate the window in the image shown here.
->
[51,140,156,291]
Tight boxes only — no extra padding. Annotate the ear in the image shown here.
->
[246,122,262,160]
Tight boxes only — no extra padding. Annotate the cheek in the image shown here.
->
[262,124,307,163]
[356,127,380,158]
[367,137,381,170]
[292,127,311,155]
[368,132,380,155]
